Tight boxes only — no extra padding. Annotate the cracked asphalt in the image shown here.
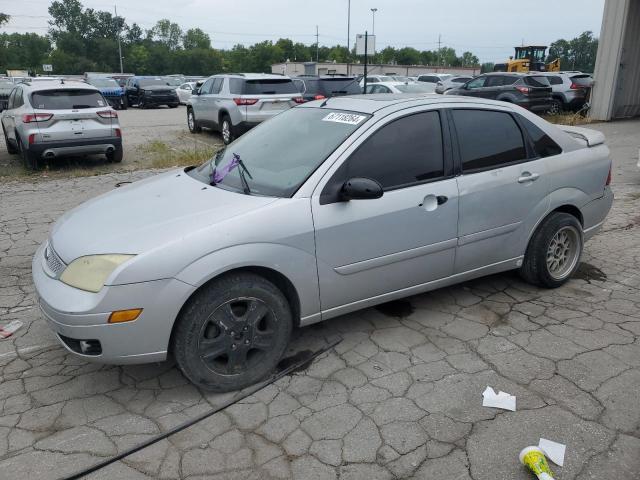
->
[0,120,639,479]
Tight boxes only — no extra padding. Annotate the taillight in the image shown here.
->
[97,109,118,118]
[570,83,582,90]
[606,164,612,186]
[114,128,122,138]
[233,98,259,106]
[22,113,53,123]
[293,97,305,104]
[314,95,326,100]
[515,85,531,95]
[28,134,36,145]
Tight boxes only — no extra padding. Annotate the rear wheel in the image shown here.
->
[548,98,563,115]
[3,126,17,154]
[187,108,201,133]
[173,273,293,392]
[18,136,38,170]
[107,146,123,163]
[221,115,235,145]
[120,97,128,110]
[520,212,583,288]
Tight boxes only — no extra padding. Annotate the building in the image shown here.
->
[591,0,640,120]
[271,61,480,78]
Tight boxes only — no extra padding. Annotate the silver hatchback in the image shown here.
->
[187,73,302,145]
[33,95,613,392]
[1,80,122,169]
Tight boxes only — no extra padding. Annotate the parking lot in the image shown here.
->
[0,116,638,479]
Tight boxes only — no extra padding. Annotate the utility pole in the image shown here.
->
[114,5,123,73]
[437,33,442,71]
[316,25,319,63]
[363,31,369,93]
[371,8,377,63]
[347,0,351,75]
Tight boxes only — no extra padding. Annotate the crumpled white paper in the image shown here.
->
[539,438,566,466]
[482,386,516,411]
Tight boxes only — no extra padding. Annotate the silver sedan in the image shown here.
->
[33,95,613,392]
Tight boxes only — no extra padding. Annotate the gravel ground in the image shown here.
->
[0,120,638,479]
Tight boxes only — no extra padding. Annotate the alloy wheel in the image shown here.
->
[222,120,231,144]
[188,111,195,131]
[197,297,277,375]
[546,226,580,280]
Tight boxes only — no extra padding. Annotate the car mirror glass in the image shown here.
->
[341,177,383,201]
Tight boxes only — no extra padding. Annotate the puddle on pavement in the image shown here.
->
[575,262,608,282]
[376,299,415,318]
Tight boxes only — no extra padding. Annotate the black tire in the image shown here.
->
[173,272,293,392]
[221,114,235,145]
[138,96,146,109]
[520,212,583,288]
[121,97,128,110]
[18,136,38,170]
[548,98,563,115]
[107,146,123,163]
[3,126,17,154]
[187,108,201,133]
[169,103,179,108]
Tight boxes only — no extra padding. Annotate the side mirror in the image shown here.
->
[341,177,383,201]
[192,88,200,95]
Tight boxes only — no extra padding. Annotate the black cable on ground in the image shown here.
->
[64,336,342,480]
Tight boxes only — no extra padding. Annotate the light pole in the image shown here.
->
[347,0,351,74]
[371,8,377,63]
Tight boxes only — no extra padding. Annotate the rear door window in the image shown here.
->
[342,111,445,190]
[453,109,527,172]
[229,78,243,94]
[242,79,297,95]
[518,116,562,158]
[31,90,106,109]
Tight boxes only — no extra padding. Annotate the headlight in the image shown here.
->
[60,254,135,293]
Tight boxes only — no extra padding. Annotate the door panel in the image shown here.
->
[313,180,459,310]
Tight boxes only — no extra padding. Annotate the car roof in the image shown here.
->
[18,80,99,93]
[299,94,521,115]
[215,73,292,80]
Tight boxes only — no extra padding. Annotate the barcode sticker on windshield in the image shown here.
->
[322,112,366,125]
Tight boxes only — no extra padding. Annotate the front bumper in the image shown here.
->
[32,243,194,364]
[29,136,122,159]
[145,95,179,105]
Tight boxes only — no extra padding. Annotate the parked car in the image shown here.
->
[390,75,414,83]
[358,75,395,88]
[365,81,436,94]
[187,73,302,145]
[538,72,594,113]
[177,82,197,104]
[435,76,474,94]
[32,96,612,392]
[86,77,126,110]
[417,73,453,84]
[124,76,180,109]
[0,79,14,111]
[446,73,553,113]
[292,75,361,101]
[1,80,122,169]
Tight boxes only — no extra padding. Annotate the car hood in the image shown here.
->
[50,170,278,263]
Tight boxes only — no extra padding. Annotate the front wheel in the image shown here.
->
[173,273,293,392]
[121,97,128,110]
[520,212,583,288]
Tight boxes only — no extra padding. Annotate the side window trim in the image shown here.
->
[449,107,532,175]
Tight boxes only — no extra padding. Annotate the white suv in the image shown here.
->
[1,80,122,169]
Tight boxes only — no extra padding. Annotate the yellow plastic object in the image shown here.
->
[519,446,556,480]
[60,254,135,293]
[108,308,143,323]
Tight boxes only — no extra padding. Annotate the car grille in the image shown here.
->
[44,243,66,278]
[153,90,172,95]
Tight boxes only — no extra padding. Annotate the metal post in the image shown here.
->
[115,5,123,74]
[347,0,351,75]
[364,31,368,94]
[371,8,377,64]
[316,25,319,63]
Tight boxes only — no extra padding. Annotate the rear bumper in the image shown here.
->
[29,136,122,158]
[582,186,614,241]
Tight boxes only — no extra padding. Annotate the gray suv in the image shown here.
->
[187,73,302,144]
[1,80,122,169]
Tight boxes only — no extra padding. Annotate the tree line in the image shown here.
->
[0,0,597,77]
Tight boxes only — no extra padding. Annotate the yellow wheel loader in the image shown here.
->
[494,46,561,73]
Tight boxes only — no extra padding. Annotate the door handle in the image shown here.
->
[518,172,540,183]
[419,194,447,211]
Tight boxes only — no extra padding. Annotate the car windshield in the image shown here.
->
[31,89,106,109]
[88,78,120,88]
[139,79,171,87]
[188,108,371,197]
[395,83,435,93]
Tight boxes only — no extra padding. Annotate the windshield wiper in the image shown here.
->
[236,157,253,195]
[210,152,252,194]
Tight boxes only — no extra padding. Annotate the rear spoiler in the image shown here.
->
[559,125,605,147]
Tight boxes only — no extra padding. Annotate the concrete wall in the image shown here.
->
[272,62,480,77]
[591,0,640,120]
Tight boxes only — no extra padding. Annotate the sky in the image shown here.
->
[2,0,606,63]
